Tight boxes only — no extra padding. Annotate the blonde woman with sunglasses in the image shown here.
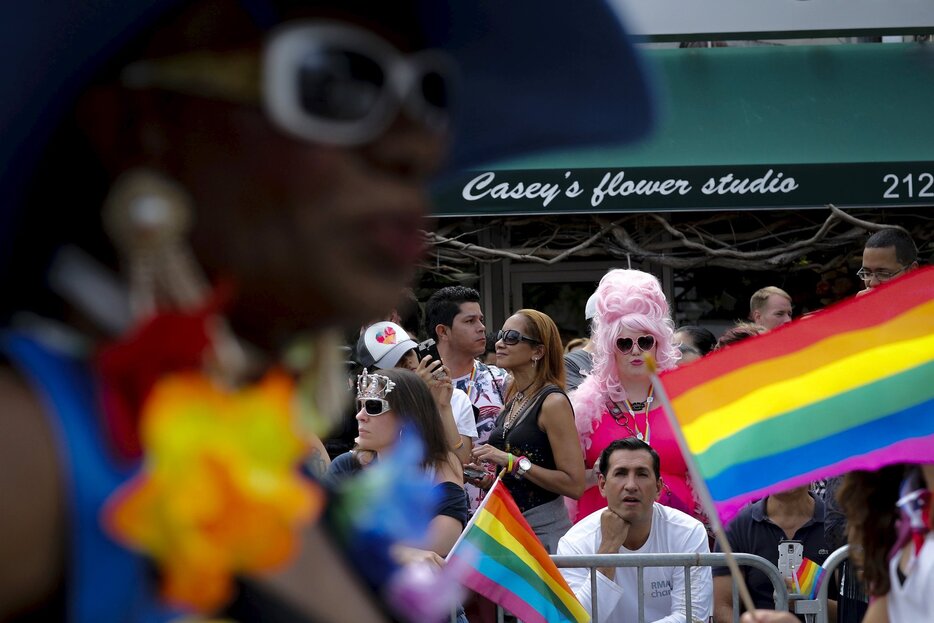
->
[469,309,585,553]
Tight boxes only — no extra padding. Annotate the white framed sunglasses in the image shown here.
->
[122,21,453,147]
[357,397,391,416]
[264,21,453,145]
[356,369,395,416]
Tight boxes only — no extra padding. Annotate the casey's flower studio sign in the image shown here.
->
[463,169,798,208]
[435,162,934,216]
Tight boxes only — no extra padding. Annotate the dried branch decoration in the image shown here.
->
[421,205,930,283]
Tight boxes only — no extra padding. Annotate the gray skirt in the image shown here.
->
[522,496,572,554]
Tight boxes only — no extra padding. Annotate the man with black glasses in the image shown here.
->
[857,228,919,295]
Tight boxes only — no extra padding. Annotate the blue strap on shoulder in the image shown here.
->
[1,331,178,623]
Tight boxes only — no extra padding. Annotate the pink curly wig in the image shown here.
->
[571,269,678,449]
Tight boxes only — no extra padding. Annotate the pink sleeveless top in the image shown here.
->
[575,405,699,523]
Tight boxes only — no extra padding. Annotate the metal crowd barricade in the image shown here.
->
[784,545,851,623]
[453,552,790,623]
[810,545,850,623]
[552,552,788,623]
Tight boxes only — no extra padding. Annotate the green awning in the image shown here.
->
[436,43,934,216]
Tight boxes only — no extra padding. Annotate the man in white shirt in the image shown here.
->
[558,437,712,623]
[424,287,506,506]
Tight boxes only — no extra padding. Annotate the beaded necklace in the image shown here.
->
[501,381,538,452]
[607,385,654,443]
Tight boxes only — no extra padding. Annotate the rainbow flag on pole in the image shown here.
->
[658,267,934,524]
[446,478,589,623]
[794,557,825,599]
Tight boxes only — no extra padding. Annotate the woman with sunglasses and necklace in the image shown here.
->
[570,269,704,525]
[327,369,468,564]
[469,310,585,553]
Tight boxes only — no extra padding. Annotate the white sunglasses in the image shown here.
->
[264,21,453,145]
[123,21,453,147]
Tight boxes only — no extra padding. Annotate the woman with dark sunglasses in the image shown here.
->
[570,269,704,525]
[468,309,585,552]
[327,369,468,562]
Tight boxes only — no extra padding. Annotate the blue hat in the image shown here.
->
[0,0,655,262]
[418,0,656,174]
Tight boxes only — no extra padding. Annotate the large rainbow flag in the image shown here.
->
[658,266,934,523]
[446,478,589,623]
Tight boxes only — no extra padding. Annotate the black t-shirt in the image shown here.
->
[713,494,838,614]
[325,451,468,527]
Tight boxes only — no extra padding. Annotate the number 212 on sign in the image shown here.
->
[882,173,934,199]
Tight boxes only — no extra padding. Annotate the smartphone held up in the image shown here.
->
[417,338,442,364]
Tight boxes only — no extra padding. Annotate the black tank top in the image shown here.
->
[488,384,568,512]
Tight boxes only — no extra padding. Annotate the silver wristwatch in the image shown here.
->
[516,456,532,478]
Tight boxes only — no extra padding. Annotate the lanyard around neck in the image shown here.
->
[607,385,654,443]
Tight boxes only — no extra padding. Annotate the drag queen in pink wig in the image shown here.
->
[570,269,702,523]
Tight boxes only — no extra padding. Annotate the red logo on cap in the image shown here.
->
[376,326,396,345]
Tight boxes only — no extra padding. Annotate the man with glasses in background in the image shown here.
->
[857,228,919,295]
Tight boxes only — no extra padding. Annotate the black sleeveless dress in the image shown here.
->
[488,384,567,512]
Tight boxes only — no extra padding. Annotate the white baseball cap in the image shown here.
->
[585,291,599,320]
[356,321,418,369]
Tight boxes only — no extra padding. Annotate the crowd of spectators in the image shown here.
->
[328,226,926,623]
[1,0,927,620]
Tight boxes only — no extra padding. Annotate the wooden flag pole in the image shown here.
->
[646,356,759,616]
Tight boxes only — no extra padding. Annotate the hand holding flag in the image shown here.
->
[793,557,825,599]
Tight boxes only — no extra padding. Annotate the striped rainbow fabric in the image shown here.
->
[794,557,825,599]
[447,478,589,623]
[659,266,934,523]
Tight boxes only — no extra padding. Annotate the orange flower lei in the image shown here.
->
[103,370,322,612]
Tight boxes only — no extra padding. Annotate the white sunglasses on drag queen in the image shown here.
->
[122,21,454,147]
[264,21,453,145]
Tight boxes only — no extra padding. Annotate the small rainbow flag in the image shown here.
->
[658,267,934,523]
[446,478,589,623]
[794,557,825,599]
